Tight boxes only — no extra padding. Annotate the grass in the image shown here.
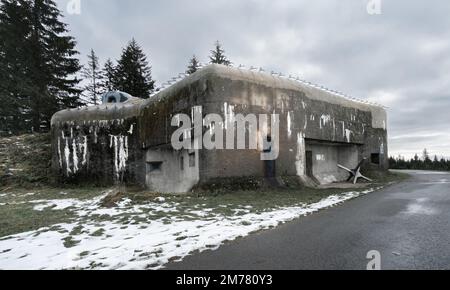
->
[0,184,378,239]
[0,171,408,239]
[63,236,80,248]
[0,133,52,188]
[79,251,90,257]
[90,228,105,237]
[0,133,411,240]
[366,170,410,183]
[0,200,73,238]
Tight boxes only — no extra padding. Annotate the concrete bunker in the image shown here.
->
[50,64,389,193]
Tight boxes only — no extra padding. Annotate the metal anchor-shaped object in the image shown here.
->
[338,158,373,184]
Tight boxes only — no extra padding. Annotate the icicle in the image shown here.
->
[81,136,88,166]
[57,138,62,168]
[109,134,129,181]
[128,124,134,135]
[72,139,79,173]
[64,139,71,176]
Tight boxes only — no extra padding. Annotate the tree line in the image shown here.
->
[389,149,450,171]
[0,0,232,135]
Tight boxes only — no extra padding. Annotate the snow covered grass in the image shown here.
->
[0,186,108,237]
[0,185,383,270]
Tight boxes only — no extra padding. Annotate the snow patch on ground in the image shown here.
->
[33,199,86,212]
[0,187,382,270]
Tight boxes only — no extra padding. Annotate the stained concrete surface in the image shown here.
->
[166,170,450,270]
[51,65,388,192]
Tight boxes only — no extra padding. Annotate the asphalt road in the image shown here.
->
[167,170,450,270]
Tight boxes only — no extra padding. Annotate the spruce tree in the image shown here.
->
[209,41,231,66]
[422,149,431,162]
[0,0,33,133]
[186,55,200,74]
[101,58,116,93]
[28,0,82,131]
[388,157,397,169]
[82,49,102,105]
[114,39,155,98]
[0,0,82,133]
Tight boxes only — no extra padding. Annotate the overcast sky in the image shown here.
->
[55,0,450,159]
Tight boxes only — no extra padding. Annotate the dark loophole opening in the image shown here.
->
[147,161,163,173]
[371,153,380,165]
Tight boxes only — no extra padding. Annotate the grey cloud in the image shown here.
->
[55,0,450,158]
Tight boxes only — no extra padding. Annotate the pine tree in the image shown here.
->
[433,155,439,170]
[0,0,33,134]
[28,0,82,131]
[101,58,116,93]
[422,148,430,161]
[0,0,82,133]
[388,156,397,169]
[82,49,102,105]
[114,38,155,98]
[186,55,200,74]
[209,41,231,66]
[411,153,420,169]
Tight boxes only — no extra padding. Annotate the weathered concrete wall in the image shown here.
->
[138,74,210,148]
[191,65,388,184]
[145,145,200,193]
[363,127,389,170]
[51,104,144,185]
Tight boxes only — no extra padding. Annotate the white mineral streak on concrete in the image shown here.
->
[287,111,292,138]
[332,119,336,140]
[110,135,129,181]
[320,114,331,129]
[223,102,235,130]
[128,124,134,135]
[64,138,71,176]
[72,139,79,173]
[345,129,353,143]
[81,136,88,166]
[295,132,306,176]
[57,138,62,168]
